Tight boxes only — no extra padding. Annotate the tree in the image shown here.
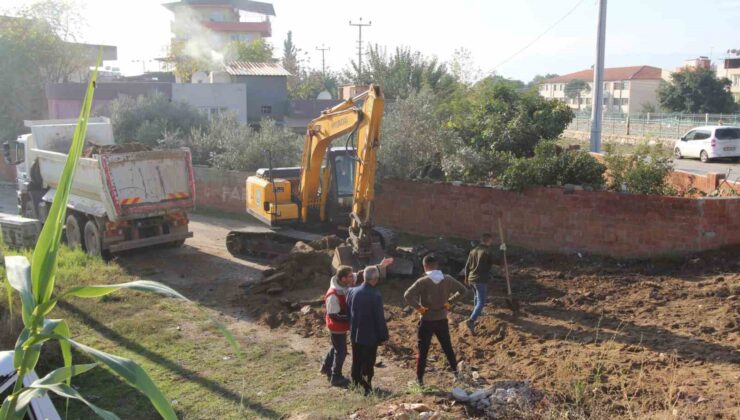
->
[225,38,274,62]
[345,45,454,100]
[449,47,482,85]
[658,68,737,113]
[527,73,559,89]
[446,81,574,157]
[0,0,88,139]
[564,79,590,108]
[165,38,210,83]
[108,93,209,147]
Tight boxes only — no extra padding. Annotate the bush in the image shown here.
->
[446,80,574,157]
[108,93,209,147]
[442,148,514,184]
[379,89,461,179]
[603,143,675,195]
[500,141,606,191]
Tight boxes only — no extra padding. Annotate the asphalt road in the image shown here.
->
[672,158,740,179]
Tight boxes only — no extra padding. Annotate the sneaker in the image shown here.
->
[416,376,424,387]
[466,319,477,335]
[330,375,350,387]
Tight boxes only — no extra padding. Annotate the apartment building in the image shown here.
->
[539,65,668,114]
[717,54,740,102]
[163,0,275,51]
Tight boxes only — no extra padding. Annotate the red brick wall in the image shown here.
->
[374,179,740,257]
[193,166,254,214]
[669,171,739,195]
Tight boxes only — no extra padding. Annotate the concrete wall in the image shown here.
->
[628,79,661,114]
[46,82,172,119]
[374,179,740,258]
[235,75,288,123]
[172,83,248,123]
[193,166,254,214]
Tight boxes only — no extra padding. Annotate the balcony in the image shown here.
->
[200,20,271,37]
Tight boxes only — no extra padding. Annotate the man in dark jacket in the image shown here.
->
[346,265,389,395]
[464,233,495,335]
[404,254,468,386]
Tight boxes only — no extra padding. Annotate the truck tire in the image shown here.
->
[83,220,104,258]
[65,214,85,250]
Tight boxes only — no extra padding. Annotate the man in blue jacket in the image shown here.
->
[346,265,389,395]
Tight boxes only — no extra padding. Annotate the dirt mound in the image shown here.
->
[82,142,152,157]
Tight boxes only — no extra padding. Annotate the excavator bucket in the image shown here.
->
[332,243,415,277]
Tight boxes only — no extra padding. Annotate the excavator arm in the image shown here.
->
[298,85,385,263]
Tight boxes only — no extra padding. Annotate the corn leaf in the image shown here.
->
[4,256,34,327]
[31,52,100,306]
[16,383,119,420]
[62,337,177,420]
[30,363,97,386]
[3,276,12,321]
[10,388,45,419]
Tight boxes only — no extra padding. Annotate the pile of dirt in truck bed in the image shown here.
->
[82,142,152,157]
[243,245,740,418]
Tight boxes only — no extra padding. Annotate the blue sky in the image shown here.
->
[4,0,740,81]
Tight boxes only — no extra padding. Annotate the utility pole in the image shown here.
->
[316,44,330,77]
[590,0,607,152]
[349,17,372,81]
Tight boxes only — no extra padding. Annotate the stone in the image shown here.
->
[401,403,430,412]
[300,305,312,315]
[452,387,469,402]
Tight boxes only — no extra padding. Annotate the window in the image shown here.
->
[585,98,591,105]
[613,81,625,90]
[732,75,740,87]
[603,82,610,90]
[261,105,272,114]
[683,130,696,141]
[693,130,711,140]
[715,128,740,140]
[200,107,229,121]
[603,98,609,105]
[334,155,355,197]
[620,98,628,105]
[209,12,225,22]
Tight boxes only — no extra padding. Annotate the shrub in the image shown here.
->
[603,143,675,195]
[500,141,606,191]
[379,89,461,179]
[108,93,209,147]
[442,148,514,184]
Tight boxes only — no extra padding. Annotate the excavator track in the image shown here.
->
[225,228,324,261]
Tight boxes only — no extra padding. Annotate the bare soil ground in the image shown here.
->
[242,243,740,419]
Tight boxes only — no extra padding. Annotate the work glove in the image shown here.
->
[416,306,429,315]
[443,302,452,311]
[500,243,507,252]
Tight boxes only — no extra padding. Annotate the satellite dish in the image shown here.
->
[317,90,332,100]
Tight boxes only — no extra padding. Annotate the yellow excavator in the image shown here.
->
[226,85,410,273]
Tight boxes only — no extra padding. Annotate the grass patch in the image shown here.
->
[0,243,384,419]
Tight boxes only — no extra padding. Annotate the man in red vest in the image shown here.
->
[320,265,355,387]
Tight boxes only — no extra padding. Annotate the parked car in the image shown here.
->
[674,126,740,163]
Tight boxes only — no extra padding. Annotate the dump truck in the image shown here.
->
[2,117,195,257]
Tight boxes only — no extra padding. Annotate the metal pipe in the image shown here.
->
[590,0,608,152]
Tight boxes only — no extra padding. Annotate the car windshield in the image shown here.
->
[715,128,740,140]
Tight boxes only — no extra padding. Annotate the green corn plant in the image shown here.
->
[1,53,238,420]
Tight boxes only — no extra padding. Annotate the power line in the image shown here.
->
[491,0,588,72]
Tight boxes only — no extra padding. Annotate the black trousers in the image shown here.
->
[351,342,378,393]
[321,333,347,377]
[416,319,457,379]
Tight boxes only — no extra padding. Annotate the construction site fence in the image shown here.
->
[569,112,740,139]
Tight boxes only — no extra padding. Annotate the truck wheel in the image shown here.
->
[65,214,84,250]
[84,220,103,258]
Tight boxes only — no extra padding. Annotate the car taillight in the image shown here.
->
[711,138,716,147]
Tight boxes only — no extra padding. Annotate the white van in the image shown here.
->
[674,126,740,163]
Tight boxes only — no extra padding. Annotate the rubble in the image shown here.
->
[82,142,151,157]
[454,380,543,417]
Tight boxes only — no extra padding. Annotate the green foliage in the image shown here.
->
[500,141,606,191]
[108,93,209,147]
[658,68,737,113]
[527,73,559,89]
[603,142,675,195]
[349,45,455,100]
[279,30,339,99]
[0,0,87,140]
[564,79,590,101]
[226,38,274,62]
[379,89,462,179]
[443,148,514,184]
[446,80,574,157]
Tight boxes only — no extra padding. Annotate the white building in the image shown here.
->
[539,65,669,114]
[716,54,740,102]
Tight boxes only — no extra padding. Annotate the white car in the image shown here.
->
[674,125,740,163]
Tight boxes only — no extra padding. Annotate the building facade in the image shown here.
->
[717,54,740,102]
[539,65,668,114]
[163,0,274,53]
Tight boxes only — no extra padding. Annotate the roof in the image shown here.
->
[225,61,290,76]
[543,66,664,83]
[162,0,275,15]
